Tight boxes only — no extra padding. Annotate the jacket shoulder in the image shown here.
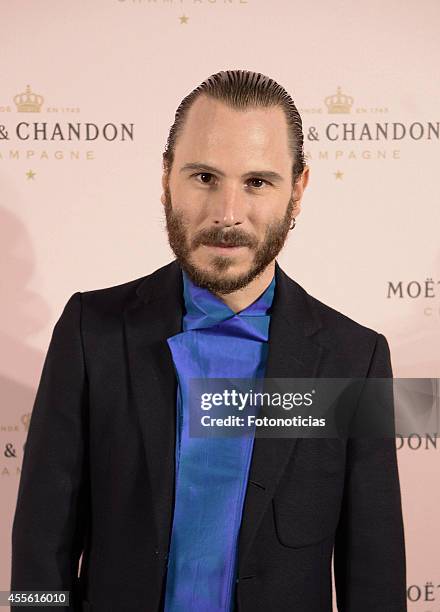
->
[305,290,390,374]
[81,275,144,305]
[78,260,178,315]
[307,291,379,339]
[279,263,381,342]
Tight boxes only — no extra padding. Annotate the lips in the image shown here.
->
[207,242,243,248]
[209,244,242,249]
[202,243,245,254]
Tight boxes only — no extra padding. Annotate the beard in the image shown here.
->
[162,182,294,295]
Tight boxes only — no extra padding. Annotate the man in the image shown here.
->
[11,70,406,611]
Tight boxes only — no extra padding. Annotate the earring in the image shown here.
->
[289,218,296,230]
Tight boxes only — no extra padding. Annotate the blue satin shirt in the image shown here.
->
[163,269,276,612]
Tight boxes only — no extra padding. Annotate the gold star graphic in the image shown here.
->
[26,169,36,180]
[179,15,189,24]
[334,170,344,180]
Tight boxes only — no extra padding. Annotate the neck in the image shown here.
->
[213,261,276,313]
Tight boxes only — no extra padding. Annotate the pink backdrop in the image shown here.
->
[2,0,439,608]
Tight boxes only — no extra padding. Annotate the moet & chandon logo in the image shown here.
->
[0,84,136,162]
[301,86,439,165]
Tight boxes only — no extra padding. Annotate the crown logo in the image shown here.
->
[14,85,44,112]
[324,86,353,114]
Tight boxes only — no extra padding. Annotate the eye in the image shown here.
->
[194,172,215,185]
[247,177,269,189]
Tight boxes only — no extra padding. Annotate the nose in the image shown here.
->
[210,181,246,227]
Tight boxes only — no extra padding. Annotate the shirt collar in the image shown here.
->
[182,268,276,334]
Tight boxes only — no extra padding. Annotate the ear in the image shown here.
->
[160,170,168,207]
[291,166,310,218]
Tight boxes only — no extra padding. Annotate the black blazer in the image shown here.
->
[11,259,407,612]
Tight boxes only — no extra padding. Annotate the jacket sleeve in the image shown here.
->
[333,333,407,611]
[10,292,89,611]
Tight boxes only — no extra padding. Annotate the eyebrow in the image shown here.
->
[179,162,285,184]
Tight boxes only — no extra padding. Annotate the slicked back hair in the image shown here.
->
[162,69,306,185]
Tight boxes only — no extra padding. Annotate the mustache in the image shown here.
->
[192,228,258,249]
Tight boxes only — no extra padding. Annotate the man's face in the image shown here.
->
[161,95,308,295]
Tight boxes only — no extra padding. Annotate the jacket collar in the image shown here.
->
[135,258,322,335]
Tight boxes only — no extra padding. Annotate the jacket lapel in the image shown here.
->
[237,261,325,572]
[123,260,184,554]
